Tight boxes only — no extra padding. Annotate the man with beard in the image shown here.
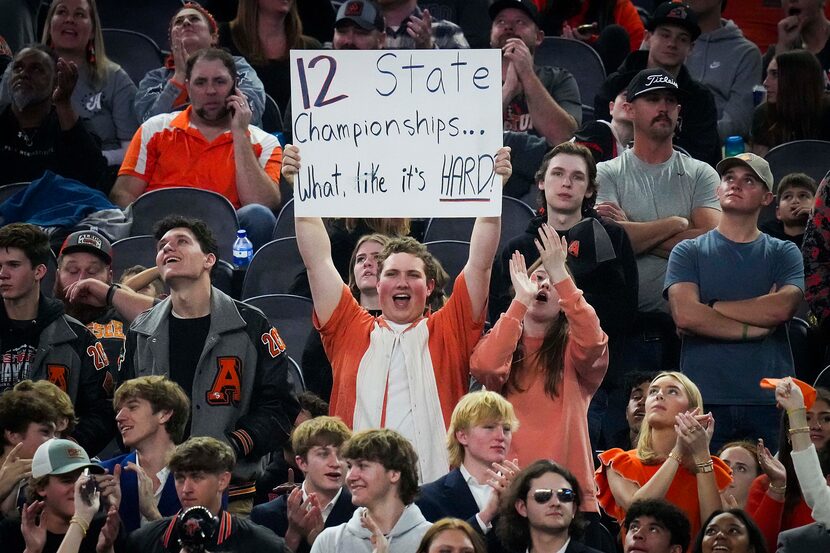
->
[594,69,721,375]
[490,0,581,146]
[55,230,155,397]
[595,69,721,316]
[0,44,106,187]
[110,47,282,251]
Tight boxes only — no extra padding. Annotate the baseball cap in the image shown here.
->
[59,230,112,265]
[336,0,385,32]
[716,153,774,191]
[647,1,700,41]
[565,218,618,279]
[599,70,639,101]
[32,439,105,478]
[626,68,683,102]
[489,0,541,27]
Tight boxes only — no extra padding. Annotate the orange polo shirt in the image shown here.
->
[119,107,282,208]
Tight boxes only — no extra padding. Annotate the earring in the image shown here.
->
[87,40,96,65]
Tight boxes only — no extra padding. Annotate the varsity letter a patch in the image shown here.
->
[207,357,242,406]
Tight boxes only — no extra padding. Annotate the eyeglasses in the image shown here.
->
[532,488,576,504]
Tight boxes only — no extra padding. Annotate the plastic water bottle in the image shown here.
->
[232,229,254,269]
[753,85,766,106]
[724,136,745,157]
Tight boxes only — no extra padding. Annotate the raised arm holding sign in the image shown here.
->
[288,141,511,483]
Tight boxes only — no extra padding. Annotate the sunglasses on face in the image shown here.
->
[532,488,576,504]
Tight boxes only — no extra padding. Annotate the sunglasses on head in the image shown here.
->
[532,488,576,504]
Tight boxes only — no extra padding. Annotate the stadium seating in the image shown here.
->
[128,187,240,261]
[424,240,470,295]
[244,294,315,360]
[241,237,306,299]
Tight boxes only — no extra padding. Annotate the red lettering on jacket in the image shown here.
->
[47,365,68,391]
[260,328,286,359]
[87,341,109,370]
[206,357,242,406]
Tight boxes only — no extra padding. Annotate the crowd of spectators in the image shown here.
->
[2,0,830,552]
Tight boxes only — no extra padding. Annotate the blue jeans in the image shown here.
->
[708,404,782,453]
[237,204,277,252]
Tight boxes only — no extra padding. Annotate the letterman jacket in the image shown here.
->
[0,295,114,456]
[120,287,300,498]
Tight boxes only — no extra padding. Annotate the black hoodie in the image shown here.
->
[488,211,639,342]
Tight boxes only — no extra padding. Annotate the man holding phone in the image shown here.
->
[110,47,282,251]
[0,438,111,553]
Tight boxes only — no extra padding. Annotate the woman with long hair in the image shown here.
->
[219,0,320,112]
[470,225,608,518]
[745,385,830,549]
[134,2,266,126]
[595,372,732,539]
[40,0,138,171]
[692,509,768,553]
[751,49,830,156]
[718,441,761,509]
[775,378,830,525]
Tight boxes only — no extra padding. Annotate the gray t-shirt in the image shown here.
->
[596,149,720,312]
[504,65,582,136]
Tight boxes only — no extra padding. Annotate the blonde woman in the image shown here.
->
[595,371,732,539]
[41,0,138,168]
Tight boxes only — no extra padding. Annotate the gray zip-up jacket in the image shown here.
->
[120,287,299,494]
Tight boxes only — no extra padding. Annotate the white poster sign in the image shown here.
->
[289,49,503,217]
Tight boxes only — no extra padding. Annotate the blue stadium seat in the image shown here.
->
[244,294,315,359]
[0,182,29,204]
[241,237,306,299]
[97,1,182,50]
[765,140,830,188]
[261,94,285,134]
[128,187,240,261]
[425,240,470,295]
[111,235,157,281]
[534,37,606,110]
[102,28,165,85]
[423,196,535,253]
[285,355,306,395]
[42,249,57,298]
[272,198,295,239]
